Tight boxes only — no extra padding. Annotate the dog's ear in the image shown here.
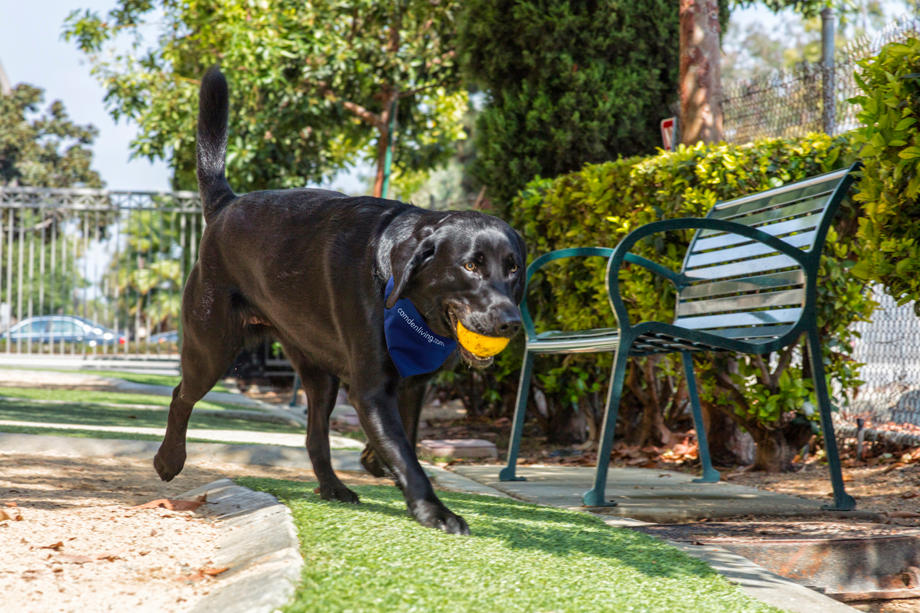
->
[386,227,438,309]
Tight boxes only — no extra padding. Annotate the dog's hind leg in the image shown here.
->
[154,270,243,481]
[293,358,360,503]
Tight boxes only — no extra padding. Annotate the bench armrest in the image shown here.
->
[521,247,614,340]
[606,217,813,330]
[521,247,682,340]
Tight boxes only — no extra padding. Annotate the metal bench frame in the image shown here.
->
[500,163,860,511]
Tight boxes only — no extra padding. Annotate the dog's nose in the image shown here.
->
[493,311,522,338]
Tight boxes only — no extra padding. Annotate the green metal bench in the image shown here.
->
[499,163,860,512]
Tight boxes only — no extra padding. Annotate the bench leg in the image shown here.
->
[583,347,630,507]
[682,352,720,483]
[289,374,302,407]
[807,327,856,511]
[499,351,534,482]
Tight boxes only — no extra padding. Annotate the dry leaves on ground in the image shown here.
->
[0,453,383,613]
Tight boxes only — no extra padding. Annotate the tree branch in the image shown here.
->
[312,81,384,130]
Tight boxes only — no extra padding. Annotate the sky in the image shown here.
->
[0,1,174,191]
[0,1,909,194]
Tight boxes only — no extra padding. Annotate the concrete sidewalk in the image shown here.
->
[450,464,861,522]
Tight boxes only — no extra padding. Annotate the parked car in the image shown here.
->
[148,330,179,344]
[0,315,127,346]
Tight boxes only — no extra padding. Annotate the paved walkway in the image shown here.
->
[452,464,844,522]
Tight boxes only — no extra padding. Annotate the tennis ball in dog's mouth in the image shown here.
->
[456,320,510,358]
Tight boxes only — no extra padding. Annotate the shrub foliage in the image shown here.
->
[850,37,920,312]
[457,0,684,210]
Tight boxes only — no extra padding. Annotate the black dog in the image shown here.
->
[153,67,525,534]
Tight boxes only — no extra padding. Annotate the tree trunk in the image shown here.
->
[703,403,745,466]
[749,419,814,472]
[372,119,390,198]
[678,0,723,145]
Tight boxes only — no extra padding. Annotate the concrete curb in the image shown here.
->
[179,479,303,613]
[0,431,364,470]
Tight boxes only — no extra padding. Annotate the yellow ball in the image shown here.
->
[456,320,510,358]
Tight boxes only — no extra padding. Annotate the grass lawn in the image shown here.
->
[0,395,302,434]
[241,479,782,613]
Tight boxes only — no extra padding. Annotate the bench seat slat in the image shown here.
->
[710,183,836,220]
[692,213,823,251]
[684,254,800,280]
[700,200,827,237]
[677,289,803,317]
[708,167,850,215]
[680,270,806,299]
[685,232,815,269]
[530,328,620,354]
[673,307,802,330]
[708,324,796,340]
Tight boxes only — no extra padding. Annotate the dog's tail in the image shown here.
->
[197,66,235,222]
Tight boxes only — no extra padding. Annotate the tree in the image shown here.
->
[723,1,917,82]
[458,0,696,211]
[106,207,189,338]
[0,83,102,188]
[679,0,724,144]
[64,0,466,196]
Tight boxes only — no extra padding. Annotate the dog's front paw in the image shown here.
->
[316,482,360,504]
[153,444,186,482]
[409,499,470,535]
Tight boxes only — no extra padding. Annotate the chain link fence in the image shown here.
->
[721,15,920,440]
[842,288,920,438]
[722,15,920,143]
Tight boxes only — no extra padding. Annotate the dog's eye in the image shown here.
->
[463,261,477,272]
[509,263,519,274]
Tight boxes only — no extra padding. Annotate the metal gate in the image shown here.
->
[0,185,201,372]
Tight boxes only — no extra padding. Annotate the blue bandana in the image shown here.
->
[383,277,457,377]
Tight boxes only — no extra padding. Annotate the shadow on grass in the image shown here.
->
[241,478,720,582]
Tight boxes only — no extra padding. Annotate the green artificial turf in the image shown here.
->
[0,423,284,446]
[0,395,302,434]
[0,386,246,411]
[240,478,784,613]
[0,366,232,393]
[72,369,232,393]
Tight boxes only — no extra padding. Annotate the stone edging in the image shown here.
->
[835,422,920,449]
[179,479,303,613]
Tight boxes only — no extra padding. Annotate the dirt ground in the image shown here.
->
[0,454,383,613]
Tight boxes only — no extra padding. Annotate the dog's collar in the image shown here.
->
[383,277,457,377]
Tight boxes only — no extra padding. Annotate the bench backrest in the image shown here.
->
[673,164,859,344]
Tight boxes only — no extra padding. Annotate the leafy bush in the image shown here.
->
[446,134,875,470]
[850,37,920,311]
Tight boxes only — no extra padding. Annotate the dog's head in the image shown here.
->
[386,211,526,368]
